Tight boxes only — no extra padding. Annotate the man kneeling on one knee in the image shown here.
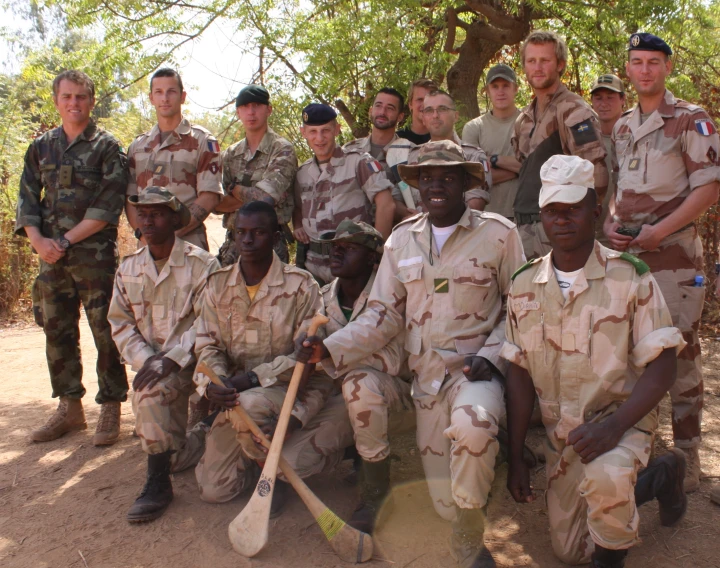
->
[502,155,688,567]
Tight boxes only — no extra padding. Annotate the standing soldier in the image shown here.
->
[16,70,128,445]
[215,85,298,266]
[292,103,396,285]
[512,30,608,259]
[396,78,438,145]
[604,33,720,492]
[108,187,219,522]
[126,68,222,251]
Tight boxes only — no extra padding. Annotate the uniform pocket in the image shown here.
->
[677,284,705,332]
[538,397,561,428]
[404,331,422,355]
[452,265,493,313]
[396,263,423,284]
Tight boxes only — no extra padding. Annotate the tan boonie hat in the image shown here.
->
[590,74,624,94]
[398,140,486,190]
[538,155,594,208]
[319,219,384,254]
[128,186,192,228]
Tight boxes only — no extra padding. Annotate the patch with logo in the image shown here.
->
[434,278,449,293]
[512,300,540,312]
[367,160,383,174]
[207,139,220,153]
[153,164,166,176]
[570,119,598,146]
[628,158,640,171]
[695,119,716,136]
[708,146,718,165]
[209,163,219,174]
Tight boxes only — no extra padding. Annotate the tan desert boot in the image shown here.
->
[93,401,121,446]
[679,446,701,493]
[31,397,87,442]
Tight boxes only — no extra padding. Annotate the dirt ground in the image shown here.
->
[1,215,720,568]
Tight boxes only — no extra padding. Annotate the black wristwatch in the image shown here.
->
[247,371,260,388]
[490,154,499,169]
[56,236,71,250]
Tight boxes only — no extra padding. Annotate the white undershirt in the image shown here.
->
[431,223,457,253]
[553,266,583,300]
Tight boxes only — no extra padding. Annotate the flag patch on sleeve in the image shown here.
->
[367,160,383,173]
[207,139,220,153]
[695,119,716,136]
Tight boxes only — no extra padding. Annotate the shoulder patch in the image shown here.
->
[190,123,212,136]
[282,263,314,280]
[208,264,234,279]
[478,211,516,229]
[511,258,541,281]
[569,119,599,146]
[618,252,650,275]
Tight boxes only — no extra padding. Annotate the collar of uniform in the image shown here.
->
[239,128,276,156]
[167,236,188,267]
[533,240,607,284]
[53,120,99,143]
[656,89,677,118]
[526,83,569,120]
[228,251,285,287]
[368,133,400,152]
[314,145,345,169]
[176,117,192,136]
[409,206,474,235]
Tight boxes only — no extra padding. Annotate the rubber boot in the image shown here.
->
[449,507,496,568]
[348,457,391,534]
[591,545,628,568]
[93,401,121,446]
[270,480,291,519]
[31,397,87,442]
[634,448,687,527]
[127,451,174,523]
[678,446,701,493]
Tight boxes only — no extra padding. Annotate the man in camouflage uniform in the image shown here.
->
[292,103,396,285]
[503,155,687,567]
[396,89,492,217]
[108,187,219,522]
[315,219,414,534]
[126,68,222,251]
[16,70,128,446]
[512,30,608,260]
[604,33,720,492]
[216,85,298,266]
[195,202,353,513]
[299,141,526,568]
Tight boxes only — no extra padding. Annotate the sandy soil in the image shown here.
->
[1,215,719,567]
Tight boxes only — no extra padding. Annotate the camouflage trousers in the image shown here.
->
[342,366,415,462]
[413,373,505,521]
[632,227,704,447]
[33,250,127,404]
[543,419,654,564]
[517,222,552,261]
[195,391,353,503]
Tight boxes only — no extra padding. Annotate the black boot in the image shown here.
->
[634,448,687,527]
[270,480,291,519]
[127,451,174,523]
[591,545,628,568]
[450,507,496,568]
[348,457,391,534]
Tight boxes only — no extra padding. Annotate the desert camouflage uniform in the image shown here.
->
[127,118,222,250]
[323,207,525,520]
[218,128,298,265]
[596,134,617,247]
[108,237,219,470]
[512,84,608,259]
[613,89,720,447]
[295,145,394,284]
[321,272,414,462]
[398,132,492,211]
[15,121,128,404]
[500,242,686,564]
[193,255,351,502]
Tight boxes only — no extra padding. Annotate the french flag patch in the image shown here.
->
[367,160,382,174]
[207,139,220,153]
[695,119,716,136]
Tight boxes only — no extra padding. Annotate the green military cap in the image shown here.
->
[236,85,270,107]
[128,186,192,227]
[398,139,486,190]
[319,219,384,254]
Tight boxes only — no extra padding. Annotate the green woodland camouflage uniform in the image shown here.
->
[15,121,128,404]
[323,207,525,521]
[613,89,720,448]
[501,242,686,564]
[218,128,298,265]
[127,118,223,250]
[108,236,219,471]
[295,145,394,284]
[193,255,352,502]
[512,84,608,259]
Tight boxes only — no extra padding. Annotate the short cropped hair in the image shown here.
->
[407,78,439,107]
[425,89,455,106]
[52,70,95,99]
[376,87,404,110]
[150,68,184,92]
[236,200,279,232]
[521,30,568,75]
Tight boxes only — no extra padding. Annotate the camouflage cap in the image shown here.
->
[128,186,192,227]
[398,139,486,190]
[320,219,384,253]
[590,74,624,94]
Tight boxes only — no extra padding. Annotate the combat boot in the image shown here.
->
[348,457,391,534]
[93,401,121,446]
[591,545,628,568]
[127,451,174,523]
[635,448,687,527]
[678,446,701,493]
[187,396,210,430]
[449,507,496,568]
[270,480,291,518]
[31,397,87,442]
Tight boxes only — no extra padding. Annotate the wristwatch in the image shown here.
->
[56,236,71,250]
[490,154,499,169]
[247,371,260,388]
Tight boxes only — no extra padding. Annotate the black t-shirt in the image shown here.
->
[396,127,431,145]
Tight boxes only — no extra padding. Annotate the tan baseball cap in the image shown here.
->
[538,155,594,208]
[398,140,486,190]
[590,74,624,94]
[128,186,192,227]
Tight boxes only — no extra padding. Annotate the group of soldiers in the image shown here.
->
[14,26,720,568]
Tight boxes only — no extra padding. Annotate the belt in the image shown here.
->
[515,212,542,225]
[308,241,331,256]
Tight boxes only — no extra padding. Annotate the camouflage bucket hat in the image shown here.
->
[398,140,486,190]
[319,219,384,254]
[128,186,192,228]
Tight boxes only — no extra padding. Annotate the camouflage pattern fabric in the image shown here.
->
[16,121,128,404]
[321,218,384,254]
[517,220,553,261]
[294,145,394,283]
[595,134,617,247]
[127,117,222,249]
[218,128,298,266]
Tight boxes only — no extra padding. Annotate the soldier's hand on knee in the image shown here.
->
[507,460,534,503]
[567,422,623,464]
[295,333,328,363]
[133,354,178,391]
[206,382,240,409]
[463,356,493,382]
